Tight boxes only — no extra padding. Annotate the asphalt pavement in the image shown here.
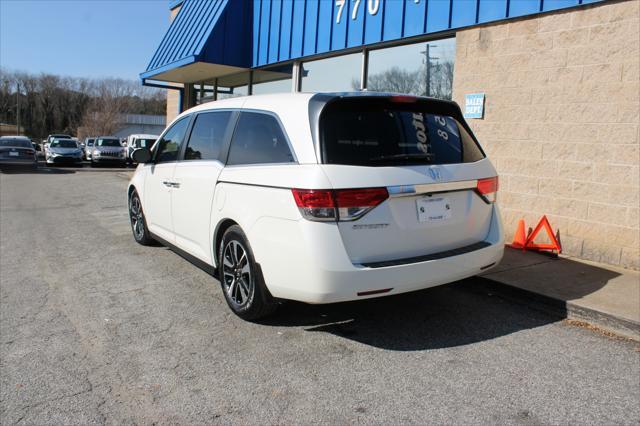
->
[1,166,639,425]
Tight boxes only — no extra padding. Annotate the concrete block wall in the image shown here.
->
[453,0,639,269]
[166,90,180,124]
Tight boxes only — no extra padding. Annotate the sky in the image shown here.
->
[0,0,170,81]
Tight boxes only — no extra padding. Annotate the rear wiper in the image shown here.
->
[368,153,435,163]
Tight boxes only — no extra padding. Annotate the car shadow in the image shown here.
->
[0,166,76,175]
[151,237,622,351]
[256,279,561,351]
[258,251,622,350]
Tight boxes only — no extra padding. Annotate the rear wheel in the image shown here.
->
[129,190,155,246]
[218,225,277,320]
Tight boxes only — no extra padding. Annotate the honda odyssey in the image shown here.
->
[128,93,504,320]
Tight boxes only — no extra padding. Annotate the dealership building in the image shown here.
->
[142,0,639,269]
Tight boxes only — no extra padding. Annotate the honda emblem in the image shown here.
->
[428,167,442,182]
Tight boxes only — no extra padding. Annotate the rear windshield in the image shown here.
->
[0,139,32,148]
[320,99,485,166]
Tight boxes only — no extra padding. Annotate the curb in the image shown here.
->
[475,277,640,341]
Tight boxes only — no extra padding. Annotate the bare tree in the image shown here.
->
[353,60,455,100]
[0,68,166,139]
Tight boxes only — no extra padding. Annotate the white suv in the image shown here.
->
[128,93,504,320]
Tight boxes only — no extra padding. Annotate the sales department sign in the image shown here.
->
[464,93,485,119]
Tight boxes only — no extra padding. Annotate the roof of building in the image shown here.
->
[142,0,250,83]
[143,0,602,85]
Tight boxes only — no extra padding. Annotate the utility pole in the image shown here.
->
[16,82,20,135]
[420,44,439,97]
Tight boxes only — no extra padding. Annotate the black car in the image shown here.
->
[0,137,38,169]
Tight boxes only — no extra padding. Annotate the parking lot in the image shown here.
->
[1,166,639,425]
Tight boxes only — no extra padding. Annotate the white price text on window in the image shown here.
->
[336,0,380,24]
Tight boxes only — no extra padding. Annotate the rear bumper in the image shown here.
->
[0,159,37,166]
[251,205,505,304]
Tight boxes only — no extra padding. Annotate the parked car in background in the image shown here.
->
[83,138,95,160]
[126,134,158,164]
[127,92,504,320]
[91,136,126,167]
[0,136,38,169]
[45,139,83,166]
[44,133,72,155]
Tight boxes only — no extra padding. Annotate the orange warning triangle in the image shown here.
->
[509,219,527,249]
[524,215,562,253]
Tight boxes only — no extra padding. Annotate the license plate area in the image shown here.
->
[416,196,452,223]
[9,151,19,156]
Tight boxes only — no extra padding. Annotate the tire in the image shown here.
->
[218,225,277,320]
[90,161,96,168]
[128,190,155,246]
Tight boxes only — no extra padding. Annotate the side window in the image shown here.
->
[154,116,190,163]
[226,112,294,165]
[184,111,232,161]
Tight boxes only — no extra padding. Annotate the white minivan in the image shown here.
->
[128,93,504,320]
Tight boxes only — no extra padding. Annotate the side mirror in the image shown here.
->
[132,148,152,164]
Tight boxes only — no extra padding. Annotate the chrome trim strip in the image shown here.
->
[388,180,477,198]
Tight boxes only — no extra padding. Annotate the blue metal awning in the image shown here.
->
[141,0,251,83]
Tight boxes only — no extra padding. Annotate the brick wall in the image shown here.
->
[453,0,639,269]
[166,90,180,124]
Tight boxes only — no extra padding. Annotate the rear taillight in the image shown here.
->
[335,188,389,221]
[292,189,336,221]
[476,176,499,203]
[291,188,389,222]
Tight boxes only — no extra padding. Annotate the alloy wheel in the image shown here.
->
[129,195,145,240]
[222,240,253,307]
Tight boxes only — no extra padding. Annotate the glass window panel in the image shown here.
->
[252,78,291,95]
[227,112,294,165]
[302,53,362,92]
[154,116,190,163]
[253,65,293,95]
[367,38,456,100]
[184,111,232,161]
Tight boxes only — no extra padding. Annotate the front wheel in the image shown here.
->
[129,190,155,246]
[218,225,277,320]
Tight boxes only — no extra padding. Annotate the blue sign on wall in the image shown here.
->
[464,93,485,119]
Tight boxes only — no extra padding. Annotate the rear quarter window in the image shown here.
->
[320,99,485,167]
[226,112,294,165]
